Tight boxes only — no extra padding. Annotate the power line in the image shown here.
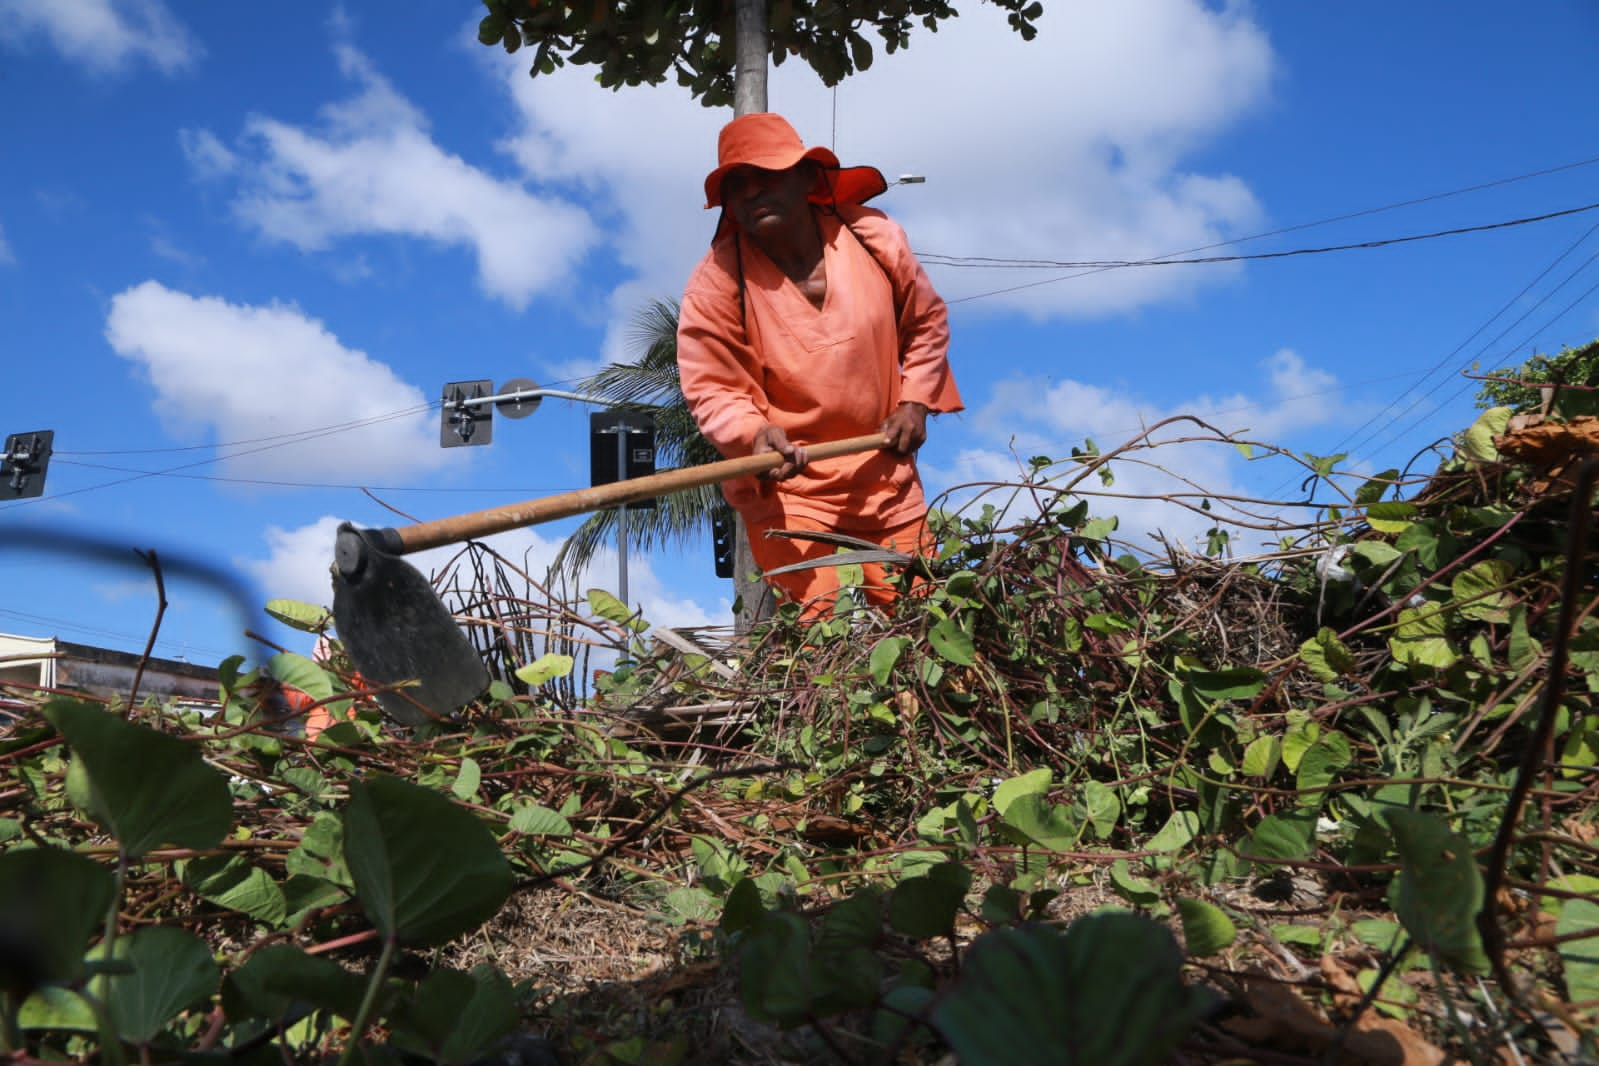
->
[935,200,1599,305]
[1372,268,1599,455]
[931,152,1599,305]
[0,404,436,509]
[50,457,591,496]
[54,402,436,456]
[1334,226,1599,462]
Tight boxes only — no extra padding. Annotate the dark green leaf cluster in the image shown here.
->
[475,0,1048,106]
[1473,336,1599,418]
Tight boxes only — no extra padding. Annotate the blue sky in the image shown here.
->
[2,1,1597,669]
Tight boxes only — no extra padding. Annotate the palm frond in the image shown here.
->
[555,299,729,581]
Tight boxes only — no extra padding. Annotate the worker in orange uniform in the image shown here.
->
[676,113,963,615]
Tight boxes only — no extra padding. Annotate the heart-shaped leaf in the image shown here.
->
[45,700,231,858]
[343,775,514,947]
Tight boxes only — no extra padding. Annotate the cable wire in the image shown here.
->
[939,200,1599,304]
[1334,226,1599,462]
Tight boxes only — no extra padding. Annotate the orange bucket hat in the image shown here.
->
[703,112,887,210]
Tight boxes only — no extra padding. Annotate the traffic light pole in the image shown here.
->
[440,379,656,612]
[596,421,634,608]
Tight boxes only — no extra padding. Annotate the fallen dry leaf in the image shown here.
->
[1222,972,1447,1066]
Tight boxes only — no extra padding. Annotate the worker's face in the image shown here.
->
[722,162,817,237]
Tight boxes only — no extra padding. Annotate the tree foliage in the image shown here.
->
[476,0,1048,107]
[1474,336,1599,419]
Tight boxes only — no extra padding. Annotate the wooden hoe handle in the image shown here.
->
[378,433,888,555]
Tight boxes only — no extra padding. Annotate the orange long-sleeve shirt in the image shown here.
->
[677,205,962,529]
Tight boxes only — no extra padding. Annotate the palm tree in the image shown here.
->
[552,299,720,571]
[553,299,775,627]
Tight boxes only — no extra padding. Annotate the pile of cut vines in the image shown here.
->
[1,404,1596,1065]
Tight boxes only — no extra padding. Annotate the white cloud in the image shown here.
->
[929,347,1347,556]
[0,0,199,75]
[178,128,238,180]
[487,0,1274,337]
[188,42,596,311]
[104,280,445,482]
[0,221,12,265]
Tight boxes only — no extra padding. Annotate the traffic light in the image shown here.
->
[711,509,736,579]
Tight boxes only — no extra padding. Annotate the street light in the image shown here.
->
[436,378,653,611]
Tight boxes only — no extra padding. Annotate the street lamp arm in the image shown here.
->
[452,385,613,409]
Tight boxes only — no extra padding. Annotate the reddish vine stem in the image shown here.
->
[1477,456,1599,1002]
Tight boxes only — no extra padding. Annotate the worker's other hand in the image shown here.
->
[881,401,929,454]
[752,424,809,480]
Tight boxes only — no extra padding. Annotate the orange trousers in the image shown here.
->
[744,512,932,618]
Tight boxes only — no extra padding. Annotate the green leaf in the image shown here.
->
[17,987,97,1033]
[285,811,354,889]
[1459,406,1512,462]
[282,874,348,928]
[1079,516,1117,542]
[1451,559,1516,622]
[1183,667,1266,702]
[343,775,514,947]
[1002,793,1079,851]
[1555,898,1599,1006]
[1240,736,1281,779]
[182,855,288,927]
[509,802,572,836]
[264,598,332,632]
[1384,809,1489,974]
[221,944,363,1023]
[1295,730,1352,797]
[1300,627,1355,682]
[818,887,883,953]
[267,652,333,701]
[391,964,518,1065]
[515,653,574,686]
[1108,859,1161,906]
[1281,717,1320,773]
[1080,780,1120,839]
[588,587,644,631]
[452,756,482,801]
[477,13,508,46]
[1355,469,1400,505]
[737,910,812,1025]
[928,616,977,666]
[1271,924,1324,948]
[1395,520,1445,569]
[931,916,1210,1066]
[0,846,115,987]
[993,768,1052,816]
[719,876,764,936]
[869,636,909,686]
[1364,501,1417,534]
[1176,898,1237,957]
[813,945,884,1013]
[1145,810,1199,852]
[1508,607,1542,672]
[102,925,221,1044]
[1389,605,1458,669]
[888,863,971,939]
[45,700,232,858]
[1246,811,1316,862]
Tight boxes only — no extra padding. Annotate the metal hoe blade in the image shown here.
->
[330,523,489,726]
[325,435,888,725]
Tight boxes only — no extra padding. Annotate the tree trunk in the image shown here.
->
[732,514,775,635]
[731,0,775,634]
[733,0,769,116]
